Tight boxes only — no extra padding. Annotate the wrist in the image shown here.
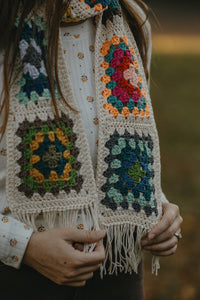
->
[22,231,39,266]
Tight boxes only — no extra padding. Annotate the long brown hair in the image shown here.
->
[0,0,149,140]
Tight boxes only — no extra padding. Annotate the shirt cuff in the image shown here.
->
[0,214,33,269]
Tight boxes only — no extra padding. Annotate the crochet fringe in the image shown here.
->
[14,204,99,232]
[100,223,160,277]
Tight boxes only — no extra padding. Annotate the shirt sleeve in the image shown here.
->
[0,214,33,269]
[0,50,34,269]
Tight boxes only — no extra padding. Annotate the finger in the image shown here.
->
[147,204,180,240]
[141,216,182,246]
[65,272,94,283]
[66,280,86,287]
[151,244,178,257]
[77,264,101,274]
[74,239,102,253]
[77,242,105,266]
[143,236,178,252]
[64,241,104,268]
[63,228,106,244]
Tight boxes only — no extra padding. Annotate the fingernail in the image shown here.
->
[98,230,106,238]
[148,233,155,240]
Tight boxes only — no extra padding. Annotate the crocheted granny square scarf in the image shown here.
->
[6,0,162,276]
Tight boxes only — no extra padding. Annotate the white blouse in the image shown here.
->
[0,13,168,269]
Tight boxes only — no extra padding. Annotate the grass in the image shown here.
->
[144,54,200,300]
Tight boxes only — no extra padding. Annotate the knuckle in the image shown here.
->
[164,215,171,226]
[168,228,174,238]
[64,270,76,279]
[55,278,65,286]
[68,270,76,278]
[173,204,179,215]
[175,204,179,210]
[170,211,176,222]
[179,216,183,224]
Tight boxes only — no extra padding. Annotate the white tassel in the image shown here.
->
[100,224,149,278]
[15,209,160,277]
[14,204,99,233]
[152,255,160,276]
[43,211,57,229]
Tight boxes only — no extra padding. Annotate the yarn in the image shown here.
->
[6,0,162,275]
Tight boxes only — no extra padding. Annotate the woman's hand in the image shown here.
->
[141,202,183,256]
[22,228,106,286]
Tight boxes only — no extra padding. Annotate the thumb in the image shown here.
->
[65,228,106,243]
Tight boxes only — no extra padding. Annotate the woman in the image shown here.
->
[0,0,182,299]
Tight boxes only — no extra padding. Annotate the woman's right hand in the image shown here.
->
[22,228,106,286]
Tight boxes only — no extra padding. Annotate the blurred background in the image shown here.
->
[143,0,200,299]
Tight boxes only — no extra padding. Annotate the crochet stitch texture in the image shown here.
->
[6,0,162,276]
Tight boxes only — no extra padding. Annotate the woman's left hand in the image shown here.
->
[141,202,183,256]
